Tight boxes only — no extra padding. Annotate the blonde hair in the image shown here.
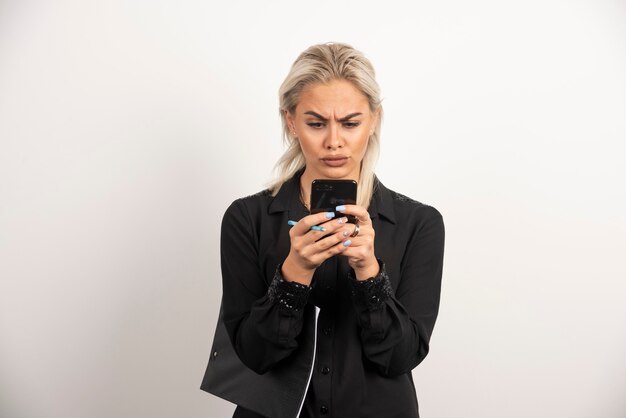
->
[268,42,383,208]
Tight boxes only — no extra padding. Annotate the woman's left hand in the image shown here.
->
[336,204,380,280]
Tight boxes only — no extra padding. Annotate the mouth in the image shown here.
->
[320,156,349,167]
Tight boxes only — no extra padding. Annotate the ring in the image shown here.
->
[350,224,360,237]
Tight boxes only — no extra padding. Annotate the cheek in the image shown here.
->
[352,132,370,155]
[297,135,318,157]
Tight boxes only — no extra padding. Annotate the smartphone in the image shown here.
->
[310,179,358,224]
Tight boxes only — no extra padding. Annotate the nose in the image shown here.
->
[324,121,343,150]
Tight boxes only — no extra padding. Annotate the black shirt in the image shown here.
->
[221,171,445,418]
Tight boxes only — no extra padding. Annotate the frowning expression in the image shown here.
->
[286,79,378,182]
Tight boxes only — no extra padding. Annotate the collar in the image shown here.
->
[268,170,397,224]
[368,177,397,224]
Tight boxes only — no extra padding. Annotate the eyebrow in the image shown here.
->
[303,111,363,122]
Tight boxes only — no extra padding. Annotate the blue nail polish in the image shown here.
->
[287,220,297,226]
[335,205,346,212]
[343,240,352,247]
[325,212,335,219]
[311,225,326,232]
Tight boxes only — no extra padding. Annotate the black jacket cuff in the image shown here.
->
[267,264,311,312]
[349,259,393,311]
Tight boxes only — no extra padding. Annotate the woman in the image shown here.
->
[202,42,445,418]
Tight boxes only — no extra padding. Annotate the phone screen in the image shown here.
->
[310,179,357,223]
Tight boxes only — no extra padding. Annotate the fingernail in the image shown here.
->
[311,225,326,232]
[336,217,348,224]
[325,212,335,219]
[287,220,297,226]
[342,230,350,237]
[343,240,352,247]
[335,205,346,212]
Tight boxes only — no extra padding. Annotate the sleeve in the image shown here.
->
[220,199,311,374]
[349,206,445,377]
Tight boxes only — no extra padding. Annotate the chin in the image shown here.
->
[318,166,355,180]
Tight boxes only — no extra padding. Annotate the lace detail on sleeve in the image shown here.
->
[267,265,311,312]
[349,260,393,311]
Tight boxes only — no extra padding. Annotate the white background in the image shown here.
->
[1,1,625,417]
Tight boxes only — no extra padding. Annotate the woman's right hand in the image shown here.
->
[281,212,353,285]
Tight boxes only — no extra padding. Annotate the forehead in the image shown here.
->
[296,79,370,115]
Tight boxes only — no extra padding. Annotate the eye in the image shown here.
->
[343,121,361,128]
[307,122,325,129]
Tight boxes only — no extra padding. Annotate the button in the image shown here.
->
[323,327,331,336]
[320,405,329,414]
[212,351,218,359]
[321,366,330,375]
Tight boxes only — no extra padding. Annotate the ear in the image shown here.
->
[370,107,381,135]
[284,110,296,133]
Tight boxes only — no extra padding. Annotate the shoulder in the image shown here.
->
[233,189,273,206]
[381,188,445,256]
[223,189,273,224]
[383,186,443,225]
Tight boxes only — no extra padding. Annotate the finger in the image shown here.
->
[334,205,371,224]
[289,211,336,235]
[310,227,353,252]
[338,224,376,252]
[310,235,352,264]
[307,214,351,236]
[336,219,373,242]
[296,221,351,255]
[337,234,371,250]
[340,243,375,264]
[289,215,350,253]
[318,215,350,231]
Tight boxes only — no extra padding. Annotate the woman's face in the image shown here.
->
[286,79,378,182]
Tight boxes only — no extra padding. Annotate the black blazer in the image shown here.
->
[201,171,445,418]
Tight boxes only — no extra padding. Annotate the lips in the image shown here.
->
[321,156,349,167]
